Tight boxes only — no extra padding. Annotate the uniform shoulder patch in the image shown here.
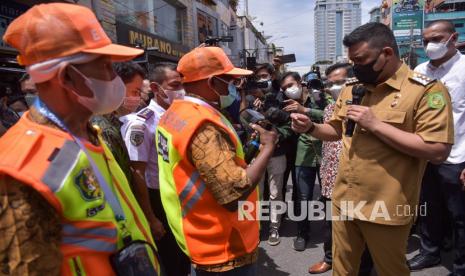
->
[130,130,145,146]
[137,108,154,120]
[410,72,436,86]
[427,92,446,109]
[345,77,360,86]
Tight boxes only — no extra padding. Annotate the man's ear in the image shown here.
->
[150,82,160,94]
[57,65,71,90]
[383,47,395,58]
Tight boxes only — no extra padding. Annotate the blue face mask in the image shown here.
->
[211,77,239,110]
[226,88,242,123]
[220,82,238,110]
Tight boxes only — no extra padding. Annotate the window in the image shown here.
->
[115,0,184,43]
[197,9,218,43]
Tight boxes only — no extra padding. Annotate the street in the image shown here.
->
[257,180,453,276]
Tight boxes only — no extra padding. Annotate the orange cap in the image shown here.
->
[177,47,252,83]
[3,3,143,66]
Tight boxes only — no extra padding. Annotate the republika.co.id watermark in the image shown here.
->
[238,200,427,222]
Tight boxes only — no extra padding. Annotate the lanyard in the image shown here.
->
[34,100,127,223]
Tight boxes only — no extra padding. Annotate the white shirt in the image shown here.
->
[120,100,166,189]
[415,51,465,164]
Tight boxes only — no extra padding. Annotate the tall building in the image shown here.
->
[369,6,381,23]
[314,0,361,63]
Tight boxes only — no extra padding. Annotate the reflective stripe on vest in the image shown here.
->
[181,177,206,217]
[41,140,80,192]
[62,236,116,252]
[62,223,117,240]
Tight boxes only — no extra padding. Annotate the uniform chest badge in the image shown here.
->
[75,168,103,201]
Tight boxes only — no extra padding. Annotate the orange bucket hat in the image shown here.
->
[177,47,252,83]
[3,3,143,66]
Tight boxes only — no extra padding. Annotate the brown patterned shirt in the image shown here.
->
[188,122,257,272]
[320,103,343,199]
[0,176,62,276]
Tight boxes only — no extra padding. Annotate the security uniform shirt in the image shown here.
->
[415,51,465,164]
[328,63,454,225]
[120,100,165,189]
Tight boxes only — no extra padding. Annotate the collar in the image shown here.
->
[148,99,166,115]
[427,50,461,71]
[383,63,409,91]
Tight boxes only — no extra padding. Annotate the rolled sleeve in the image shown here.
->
[414,81,455,144]
[188,123,252,205]
[327,88,347,131]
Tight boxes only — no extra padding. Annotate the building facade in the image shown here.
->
[378,0,465,67]
[369,6,381,23]
[0,0,277,71]
[314,0,361,63]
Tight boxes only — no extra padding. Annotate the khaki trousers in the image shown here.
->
[332,203,412,276]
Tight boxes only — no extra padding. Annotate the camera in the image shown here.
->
[204,36,234,47]
[244,78,270,91]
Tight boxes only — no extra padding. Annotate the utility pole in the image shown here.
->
[408,22,415,67]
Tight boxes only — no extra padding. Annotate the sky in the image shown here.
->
[240,0,382,74]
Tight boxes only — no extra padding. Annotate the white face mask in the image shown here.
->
[425,35,453,60]
[122,96,141,113]
[285,85,302,100]
[68,65,126,115]
[160,87,185,105]
[328,84,344,100]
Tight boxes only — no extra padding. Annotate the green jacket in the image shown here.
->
[295,93,327,167]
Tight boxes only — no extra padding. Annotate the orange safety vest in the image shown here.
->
[156,97,259,266]
[0,113,160,276]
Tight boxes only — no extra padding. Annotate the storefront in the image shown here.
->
[116,21,190,63]
[114,0,192,64]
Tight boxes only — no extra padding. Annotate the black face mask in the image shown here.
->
[353,52,385,84]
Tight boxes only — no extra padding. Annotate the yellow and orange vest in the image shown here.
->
[156,97,259,266]
[0,113,160,276]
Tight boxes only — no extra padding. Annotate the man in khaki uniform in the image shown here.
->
[291,22,454,276]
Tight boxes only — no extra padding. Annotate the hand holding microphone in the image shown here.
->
[346,85,380,134]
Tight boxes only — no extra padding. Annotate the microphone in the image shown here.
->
[345,85,367,137]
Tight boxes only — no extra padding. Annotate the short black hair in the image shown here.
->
[113,61,146,83]
[148,62,178,84]
[426,20,456,34]
[343,22,399,57]
[255,63,275,75]
[325,63,354,78]
[280,71,301,86]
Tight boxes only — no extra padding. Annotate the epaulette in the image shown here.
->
[137,108,154,120]
[345,77,360,86]
[410,72,436,86]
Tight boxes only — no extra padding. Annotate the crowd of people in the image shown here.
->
[0,3,464,276]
